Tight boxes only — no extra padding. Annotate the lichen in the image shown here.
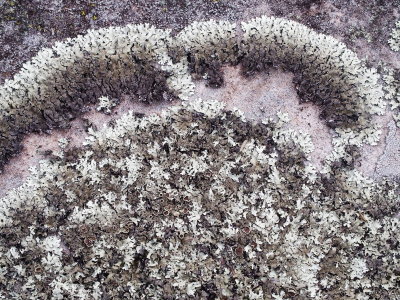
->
[96,96,117,114]
[0,101,398,299]
[388,20,400,52]
[0,23,194,170]
[0,15,398,299]
[0,16,387,171]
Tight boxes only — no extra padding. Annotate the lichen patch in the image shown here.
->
[1,101,398,299]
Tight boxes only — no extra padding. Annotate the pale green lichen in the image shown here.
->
[0,101,399,299]
[96,96,117,114]
[388,20,400,52]
[0,16,387,170]
[0,15,399,299]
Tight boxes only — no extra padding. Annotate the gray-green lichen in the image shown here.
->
[0,101,399,299]
[388,20,400,52]
[96,96,117,115]
[0,14,399,299]
[0,16,387,171]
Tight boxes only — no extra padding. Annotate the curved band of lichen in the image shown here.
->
[173,17,385,127]
[0,16,386,170]
[0,23,194,169]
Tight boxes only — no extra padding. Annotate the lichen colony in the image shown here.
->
[0,16,399,299]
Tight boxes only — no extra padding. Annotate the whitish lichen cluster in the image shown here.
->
[96,96,117,114]
[0,101,399,299]
[0,15,399,299]
[388,20,400,52]
[0,23,194,170]
[0,16,388,171]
